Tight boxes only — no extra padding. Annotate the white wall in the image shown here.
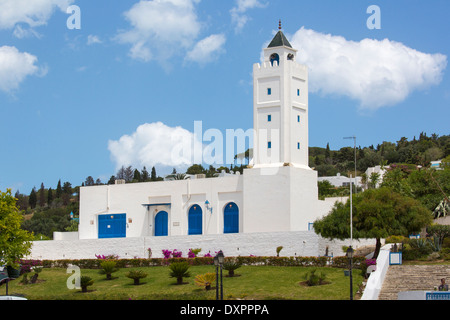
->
[28,231,378,261]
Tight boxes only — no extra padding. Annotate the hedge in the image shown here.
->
[38,255,366,270]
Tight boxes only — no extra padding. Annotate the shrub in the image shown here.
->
[223,258,242,276]
[99,260,119,280]
[440,247,450,260]
[162,250,172,259]
[19,259,43,275]
[188,248,201,258]
[172,249,182,258]
[126,270,148,285]
[304,269,327,286]
[169,261,190,285]
[80,276,94,293]
[194,273,216,290]
[385,235,408,244]
[276,246,283,257]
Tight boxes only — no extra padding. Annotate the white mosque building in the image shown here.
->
[29,27,379,261]
[77,28,327,241]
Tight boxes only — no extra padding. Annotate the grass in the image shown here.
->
[3,265,364,300]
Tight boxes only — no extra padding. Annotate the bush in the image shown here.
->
[304,269,327,286]
[99,260,119,280]
[126,270,148,285]
[223,258,242,276]
[385,235,409,244]
[194,273,216,290]
[169,262,190,285]
[80,276,94,293]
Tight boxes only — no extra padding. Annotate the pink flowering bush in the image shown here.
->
[162,250,172,259]
[172,250,182,258]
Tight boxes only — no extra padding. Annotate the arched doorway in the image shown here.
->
[224,202,239,234]
[188,204,202,235]
[154,211,168,236]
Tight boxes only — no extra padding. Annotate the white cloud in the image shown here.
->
[185,34,226,65]
[230,0,267,33]
[0,46,46,93]
[108,122,203,172]
[116,0,202,64]
[0,0,73,37]
[290,27,447,110]
[87,35,102,45]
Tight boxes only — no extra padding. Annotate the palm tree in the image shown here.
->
[169,262,190,285]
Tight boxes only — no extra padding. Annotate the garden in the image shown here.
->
[1,249,370,300]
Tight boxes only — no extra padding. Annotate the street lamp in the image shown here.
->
[346,246,354,300]
[214,250,225,300]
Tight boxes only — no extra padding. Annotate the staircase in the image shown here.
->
[378,265,449,300]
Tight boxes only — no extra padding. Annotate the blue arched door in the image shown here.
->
[224,202,239,234]
[155,211,168,236]
[188,205,202,235]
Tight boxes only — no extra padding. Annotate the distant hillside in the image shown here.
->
[309,132,449,177]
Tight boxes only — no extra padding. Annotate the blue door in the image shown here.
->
[98,214,126,238]
[224,202,239,233]
[155,211,168,236]
[188,205,202,235]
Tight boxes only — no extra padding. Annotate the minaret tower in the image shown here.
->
[244,22,318,233]
[252,21,309,169]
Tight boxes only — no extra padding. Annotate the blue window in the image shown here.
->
[297,115,300,123]
[297,142,301,150]
[267,88,272,95]
[268,114,271,122]
[98,214,126,239]
[224,202,239,234]
[154,211,168,236]
[268,141,272,149]
[188,205,202,235]
[297,89,300,96]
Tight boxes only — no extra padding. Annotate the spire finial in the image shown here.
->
[279,19,282,30]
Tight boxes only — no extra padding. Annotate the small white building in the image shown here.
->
[318,173,362,188]
[364,165,387,189]
[78,28,331,240]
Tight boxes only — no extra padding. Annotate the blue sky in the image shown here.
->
[0,0,449,194]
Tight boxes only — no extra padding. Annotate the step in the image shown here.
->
[378,265,449,300]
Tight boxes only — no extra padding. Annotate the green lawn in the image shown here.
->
[3,265,363,300]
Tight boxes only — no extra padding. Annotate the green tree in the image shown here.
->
[56,180,62,199]
[141,167,150,182]
[29,187,37,209]
[151,166,157,181]
[313,187,432,259]
[85,176,94,186]
[186,164,206,175]
[0,189,34,268]
[38,183,45,207]
[133,169,141,182]
[47,187,53,206]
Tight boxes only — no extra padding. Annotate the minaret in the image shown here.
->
[252,21,310,169]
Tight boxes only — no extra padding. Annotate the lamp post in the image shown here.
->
[344,136,357,194]
[214,255,219,300]
[347,246,354,300]
[214,250,225,300]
